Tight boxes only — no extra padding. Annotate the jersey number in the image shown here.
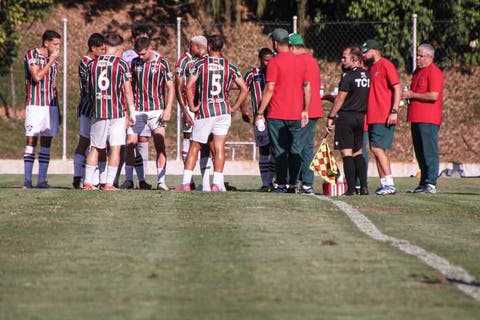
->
[98,69,110,91]
[210,73,221,96]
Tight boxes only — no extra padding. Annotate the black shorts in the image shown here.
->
[334,112,365,152]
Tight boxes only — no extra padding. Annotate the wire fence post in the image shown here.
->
[62,18,68,161]
[412,13,417,72]
[176,17,182,161]
[10,65,16,119]
[292,16,297,33]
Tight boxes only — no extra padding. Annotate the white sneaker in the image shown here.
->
[375,185,396,195]
[36,181,51,189]
[157,182,169,191]
[425,184,437,194]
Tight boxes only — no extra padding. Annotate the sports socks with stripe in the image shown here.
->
[73,153,86,179]
[24,146,35,182]
[38,147,50,183]
[136,142,148,181]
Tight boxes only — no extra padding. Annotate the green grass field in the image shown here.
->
[1,175,479,319]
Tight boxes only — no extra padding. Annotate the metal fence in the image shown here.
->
[0,16,477,160]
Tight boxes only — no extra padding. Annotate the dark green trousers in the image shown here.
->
[299,118,318,186]
[411,123,440,185]
[268,119,304,186]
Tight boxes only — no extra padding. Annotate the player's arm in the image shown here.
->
[162,79,175,122]
[186,73,200,112]
[174,74,187,111]
[301,81,311,128]
[387,83,401,126]
[28,49,60,82]
[231,77,249,112]
[239,75,252,123]
[325,90,347,133]
[122,80,136,125]
[403,89,439,102]
[256,82,274,122]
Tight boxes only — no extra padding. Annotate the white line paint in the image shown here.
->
[316,195,480,301]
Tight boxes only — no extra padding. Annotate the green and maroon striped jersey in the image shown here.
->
[132,53,173,112]
[244,67,266,116]
[190,56,241,119]
[77,56,93,117]
[88,55,131,119]
[24,48,58,107]
[174,52,193,80]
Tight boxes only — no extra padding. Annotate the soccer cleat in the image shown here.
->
[425,184,437,194]
[224,182,237,191]
[156,182,169,191]
[119,180,134,190]
[36,181,51,189]
[407,185,426,194]
[23,180,33,189]
[102,184,118,191]
[258,184,274,192]
[72,176,82,189]
[375,185,396,195]
[139,180,152,190]
[274,185,288,193]
[301,185,315,195]
[211,184,221,192]
[82,183,97,191]
[287,186,298,194]
[360,187,369,195]
[173,183,192,192]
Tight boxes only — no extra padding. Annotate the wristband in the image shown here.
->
[390,109,398,114]
[327,115,337,120]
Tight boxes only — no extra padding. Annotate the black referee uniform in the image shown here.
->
[334,67,370,195]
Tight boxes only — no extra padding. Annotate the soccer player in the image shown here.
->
[176,34,248,191]
[240,47,276,191]
[326,46,369,196]
[23,30,61,189]
[117,23,155,189]
[83,33,136,190]
[174,35,213,191]
[127,37,174,190]
[288,33,323,195]
[362,39,401,195]
[72,33,106,189]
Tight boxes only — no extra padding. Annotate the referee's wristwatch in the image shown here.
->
[390,109,398,114]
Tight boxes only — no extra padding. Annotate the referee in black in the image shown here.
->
[326,46,369,196]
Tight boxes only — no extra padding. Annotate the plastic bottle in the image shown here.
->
[256,118,266,132]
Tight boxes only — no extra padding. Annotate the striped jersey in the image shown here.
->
[174,52,193,80]
[77,56,93,117]
[24,48,58,107]
[190,56,242,119]
[132,53,173,112]
[244,67,266,116]
[88,55,131,119]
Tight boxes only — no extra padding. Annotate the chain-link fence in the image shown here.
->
[1,17,479,161]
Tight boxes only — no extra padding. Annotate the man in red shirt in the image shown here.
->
[403,43,444,194]
[288,33,323,195]
[256,28,311,194]
[362,39,402,195]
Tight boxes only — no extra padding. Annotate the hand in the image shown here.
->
[182,111,194,127]
[127,112,136,126]
[326,118,335,133]
[50,48,60,61]
[301,111,309,128]
[387,113,398,127]
[242,112,252,123]
[161,108,172,122]
[402,90,412,100]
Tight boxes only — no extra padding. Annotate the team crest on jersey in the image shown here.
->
[374,71,379,77]
[26,125,33,132]
[28,58,38,65]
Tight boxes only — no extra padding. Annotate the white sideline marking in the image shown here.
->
[316,195,480,301]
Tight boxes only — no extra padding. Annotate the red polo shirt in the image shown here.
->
[366,57,400,124]
[266,52,307,120]
[407,63,444,125]
[299,53,323,118]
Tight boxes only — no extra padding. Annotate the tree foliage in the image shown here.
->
[0,0,54,75]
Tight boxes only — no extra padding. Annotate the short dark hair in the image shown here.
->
[348,46,363,63]
[104,33,124,47]
[134,37,151,52]
[258,47,273,58]
[132,23,152,39]
[88,33,105,51]
[42,30,61,45]
[207,34,224,52]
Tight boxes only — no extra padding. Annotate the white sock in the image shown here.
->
[212,171,223,187]
[157,168,166,184]
[259,154,270,186]
[38,146,50,183]
[182,170,193,185]
[23,146,35,182]
[84,164,96,185]
[125,165,134,181]
[385,175,394,186]
[73,153,86,178]
[200,157,212,187]
[380,177,387,187]
[136,142,148,180]
[106,166,118,186]
[98,162,107,184]
[92,166,100,186]
[182,139,190,163]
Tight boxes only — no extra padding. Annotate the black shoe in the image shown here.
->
[343,191,356,196]
[301,185,315,195]
[274,185,288,193]
[72,176,82,189]
[287,186,298,194]
[360,187,369,195]
[407,185,425,193]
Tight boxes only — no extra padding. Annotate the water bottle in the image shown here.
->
[256,118,266,132]
[400,85,410,106]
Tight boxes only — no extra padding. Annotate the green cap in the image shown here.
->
[361,39,382,53]
[288,33,304,46]
[268,28,289,42]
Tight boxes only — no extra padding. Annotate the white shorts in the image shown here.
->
[128,110,165,136]
[78,115,92,139]
[25,105,59,137]
[191,114,231,144]
[90,118,126,148]
[182,109,196,133]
